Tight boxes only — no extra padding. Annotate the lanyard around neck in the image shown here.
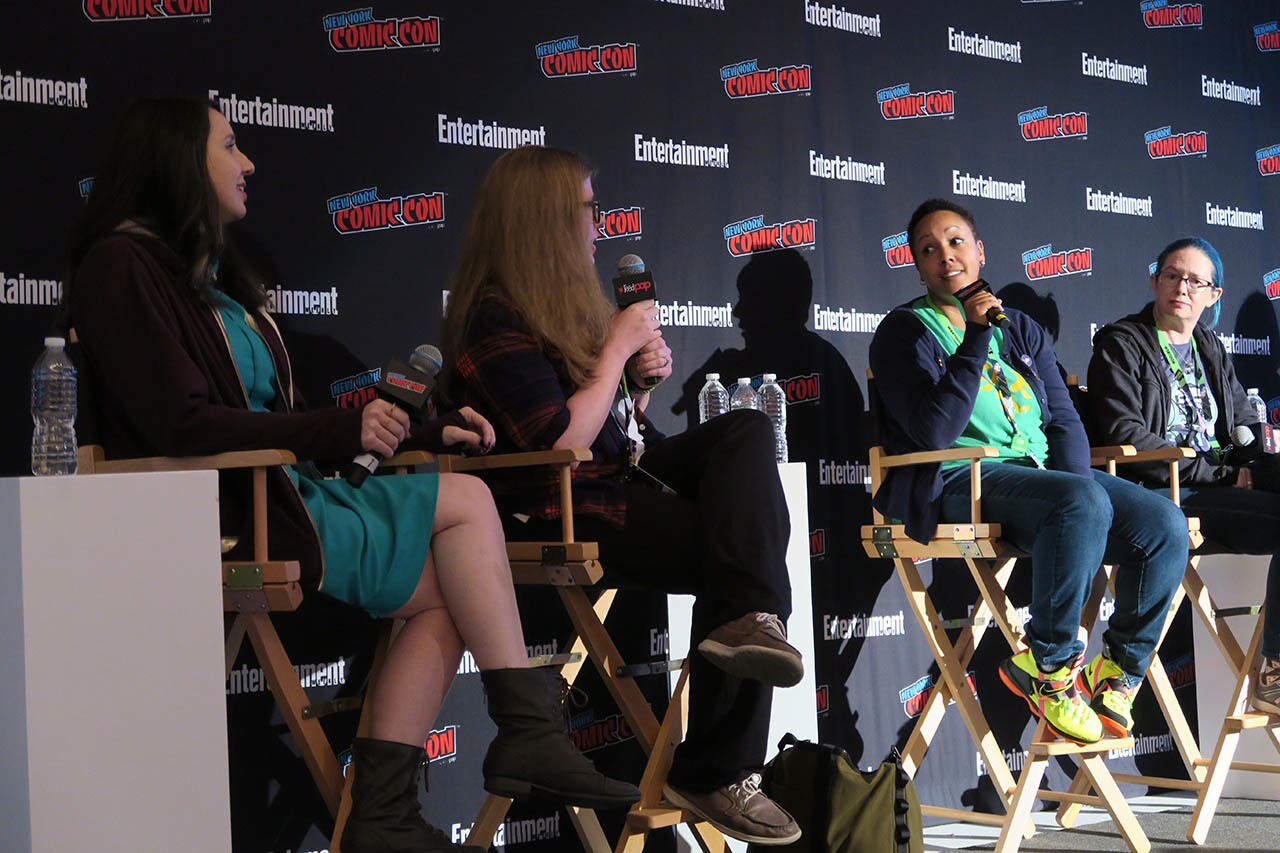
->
[1156,329,1219,451]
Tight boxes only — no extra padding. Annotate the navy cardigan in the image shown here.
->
[867,301,1092,543]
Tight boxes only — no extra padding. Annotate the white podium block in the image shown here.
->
[0,471,230,852]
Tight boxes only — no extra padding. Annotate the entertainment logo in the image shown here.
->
[327,187,445,234]
[1018,105,1087,141]
[537,35,637,77]
[323,8,441,52]
[1140,0,1202,28]
[1258,144,1280,175]
[1022,243,1093,280]
[882,231,914,268]
[1257,21,1280,51]
[1145,125,1207,159]
[720,58,811,98]
[425,725,458,764]
[84,0,209,20]
[1265,268,1280,301]
[899,672,977,718]
[876,82,954,120]
[596,206,642,241]
[723,213,816,257]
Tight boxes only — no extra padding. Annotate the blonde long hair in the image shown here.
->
[442,146,614,392]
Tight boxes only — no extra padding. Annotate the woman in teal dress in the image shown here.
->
[66,96,638,853]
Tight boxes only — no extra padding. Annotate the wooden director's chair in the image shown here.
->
[860,375,1150,852]
[437,449,729,853]
[77,437,424,836]
[1062,381,1280,845]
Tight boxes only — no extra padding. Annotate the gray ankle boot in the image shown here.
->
[341,737,460,852]
[480,667,641,809]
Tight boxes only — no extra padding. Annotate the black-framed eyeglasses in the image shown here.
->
[585,199,602,225]
[1158,268,1216,294]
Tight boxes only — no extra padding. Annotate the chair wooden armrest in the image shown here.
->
[437,448,592,473]
[1118,447,1196,462]
[381,449,434,468]
[878,446,1000,468]
[1089,445,1137,465]
[84,446,297,474]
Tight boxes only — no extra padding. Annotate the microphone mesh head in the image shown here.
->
[410,344,444,376]
[1233,424,1256,446]
[617,253,646,275]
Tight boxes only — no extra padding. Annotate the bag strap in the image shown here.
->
[890,745,912,853]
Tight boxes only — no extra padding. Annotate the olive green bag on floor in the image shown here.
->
[749,733,923,853]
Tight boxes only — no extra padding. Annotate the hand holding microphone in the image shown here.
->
[954,279,1009,328]
[346,344,442,487]
[612,254,666,388]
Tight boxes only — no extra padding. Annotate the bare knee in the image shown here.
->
[434,471,500,530]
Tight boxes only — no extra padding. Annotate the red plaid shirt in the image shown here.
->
[452,297,663,527]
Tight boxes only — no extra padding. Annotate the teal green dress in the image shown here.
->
[213,291,437,618]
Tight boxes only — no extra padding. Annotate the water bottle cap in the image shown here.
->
[737,377,751,385]
[763,373,777,382]
[1248,388,1260,396]
[705,373,719,381]
[44,336,66,348]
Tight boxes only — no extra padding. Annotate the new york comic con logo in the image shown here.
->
[83,0,209,20]
[1140,0,1203,28]
[720,58,812,98]
[597,206,642,240]
[1265,268,1280,301]
[425,725,457,763]
[882,231,914,268]
[331,368,380,408]
[1022,243,1093,280]
[323,7,441,52]
[1145,125,1207,159]
[568,711,635,752]
[326,187,445,234]
[1257,21,1280,51]
[876,82,955,120]
[1259,144,1280,175]
[723,214,816,257]
[537,35,637,77]
[1018,105,1087,141]
[899,672,977,718]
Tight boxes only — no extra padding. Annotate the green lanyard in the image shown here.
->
[926,296,1039,463]
[1156,329,1219,452]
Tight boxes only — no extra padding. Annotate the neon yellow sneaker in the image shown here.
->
[999,649,1102,744]
[1077,653,1141,737]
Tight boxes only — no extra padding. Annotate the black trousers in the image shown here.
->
[516,408,792,789]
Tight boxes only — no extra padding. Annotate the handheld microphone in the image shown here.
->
[955,278,1009,328]
[1224,424,1264,467]
[612,254,660,387]
[346,345,442,487]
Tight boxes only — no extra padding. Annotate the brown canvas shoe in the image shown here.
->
[665,773,801,845]
[697,611,804,687]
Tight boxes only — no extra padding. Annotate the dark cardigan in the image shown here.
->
[71,232,367,586]
[1086,302,1255,486]
[868,301,1091,544]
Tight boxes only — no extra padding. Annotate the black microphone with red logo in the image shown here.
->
[345,345,441,487]
[612,254,660,388]
[953,278,1009,328]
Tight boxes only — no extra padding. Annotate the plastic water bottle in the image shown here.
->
[759,373,788,462]
[1246,388,1273,453]
[31,336,78,476]
[697,372,730,424]
[729,376,759,412]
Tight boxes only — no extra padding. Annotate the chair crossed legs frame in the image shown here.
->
[1062,446,1280,845]
[438,449,727,853]
[861,444,1149,852]
[78,442,418,844]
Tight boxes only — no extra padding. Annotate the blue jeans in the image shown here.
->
[940,464,1188,679]
[1176,485,1280,660]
